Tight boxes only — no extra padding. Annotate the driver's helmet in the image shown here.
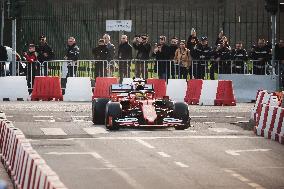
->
[133,78,146,90]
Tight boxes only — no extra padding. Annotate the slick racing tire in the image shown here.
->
[173,102,190,130]
[105,102,122,130]
[92,98,110,125]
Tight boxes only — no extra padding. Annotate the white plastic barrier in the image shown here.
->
[64,77,92,101]
[0,76,29,101]
[199,80,219,105]
[166,79,187,102]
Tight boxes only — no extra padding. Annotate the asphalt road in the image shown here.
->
[1,102,284,189]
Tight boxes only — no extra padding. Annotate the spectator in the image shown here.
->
[23,44,39,88]
[210,40,231,79]
[36,35,54,76]
[231,42,248,74]
[169,37,179,78]
[174,40,192,80]
[250,38,271,75]
[0,45,8,76]
[194,36,212,79]
[152,35,171,80]
[92,39,109,78]
[186,28,199,52]
[215,29,225,46]
[118,35,132,80]
[64,37,79,77]
[133,34,151,78]
[276,39,284,87]
[103,34,115,61]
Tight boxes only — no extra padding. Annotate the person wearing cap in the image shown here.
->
[231,42,248,74]
[36,35,54,76]
[133,34,151,78]
[23,43,39,88]
[194,36,212,79]
[174,40,192,80]
[92,39,110,78]
[64,37,79,77]
[186,28,199,53]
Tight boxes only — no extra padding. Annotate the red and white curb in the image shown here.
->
[0,113,67,189]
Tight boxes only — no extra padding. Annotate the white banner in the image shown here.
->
[106,20,132,32]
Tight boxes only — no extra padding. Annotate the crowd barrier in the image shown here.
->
[0,60,281,84]
[0,76,29,101]
[0,114,68,189]
[64,77,92,101]
[251,90,284,145]
[184,79,236,106]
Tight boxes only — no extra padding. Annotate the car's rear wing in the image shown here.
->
[110,84,154,94]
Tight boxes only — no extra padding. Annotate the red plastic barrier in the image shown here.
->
[146,78,166,98]
[31,76,63,101]
[214,80,236,106]
[93,77,118,99]
[184,79,203,105]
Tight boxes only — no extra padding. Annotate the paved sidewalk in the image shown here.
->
[0,162,13,189]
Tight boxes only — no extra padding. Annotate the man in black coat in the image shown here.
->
[118,35,132,79]
[133,34,151,78]
[0,45,8,76]
[250,39,271,75]
[152,35,171,80]
[64,37,79,77]
[231,42,248,74]
[92,39,110,78]
[36,35,54,76]
[169,37,179,78]
[194,36,212,79]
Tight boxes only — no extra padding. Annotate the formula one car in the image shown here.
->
[92,78,190,130]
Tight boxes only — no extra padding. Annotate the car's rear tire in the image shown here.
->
[105,102,122,130]
[92,98,110,125]
[173,102,190,130]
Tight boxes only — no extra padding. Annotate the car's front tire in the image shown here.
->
[92,98,110,125]
[105,102,122,130]
[173,102,191,130]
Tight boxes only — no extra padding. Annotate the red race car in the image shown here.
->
[92,79,191,130]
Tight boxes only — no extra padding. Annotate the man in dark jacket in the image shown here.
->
[186,28,199,53]
[118,35,132,79]
[64,37,79,77]
[231,42,248,74]
[152,35,171,80]
[36,35,54,76]
[194,36,212,79]
[92,39,110,78]
[0,45,8,76]
[250,38,271,75]
[133,34,151,78]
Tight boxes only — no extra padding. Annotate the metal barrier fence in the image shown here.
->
[0,60,281,89]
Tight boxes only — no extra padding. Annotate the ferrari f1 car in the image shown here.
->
[92,79,191,130]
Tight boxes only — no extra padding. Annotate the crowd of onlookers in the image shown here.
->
[0,29,284,86]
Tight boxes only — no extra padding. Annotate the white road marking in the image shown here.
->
[48,150,143,189]
[135,139,155,149]
[41,128,67,135]
[236,117,245,119]
[130,131,152,134]
[72,115,90,122]
[157,152,171,158]
[35,119,55,123]
[225,115,235,118]
[71,116,90,118]
[209,128,239,133]
[5,115,13,118]
[36,135,261,142]
[224,169,266,189]
[190,115,208,118]
[174,161,189,168]
[83,127,109,134]
[204,122,216,124]
[225,149,271,156]
[33,115,54,118]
